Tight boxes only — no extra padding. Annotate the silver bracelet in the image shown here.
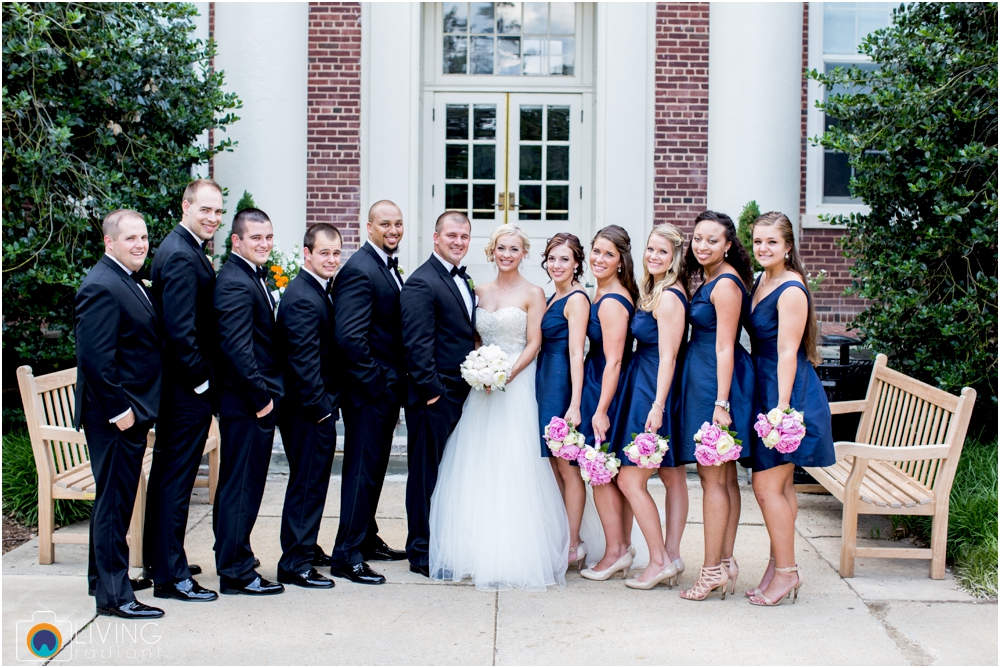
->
[652,400,664,411]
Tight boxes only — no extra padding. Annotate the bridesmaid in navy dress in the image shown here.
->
[536,233,592,570]
[745,212,834,606]
[615,224,690,590]
[678,211,756,602]
[577,225,639,582]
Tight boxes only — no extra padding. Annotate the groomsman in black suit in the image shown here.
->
[143,179,222,603]
[400,211,476,576]
[274,223,342,589]
[330,200,408,585]
[75,209,164,619]
[213,207,285,596]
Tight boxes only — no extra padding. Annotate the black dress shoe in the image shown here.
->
[154,578,218,602]
[278,567,335,589]
[143,564,202,581]
[253,557,261,568]
[310,548,332,568]
[130,576,153,592]
[409,563,430,578]
[189,564,203,576]
[363,542,407,562]
[330,562,385,585]
[219,575,284,596]
[97,600,164,619]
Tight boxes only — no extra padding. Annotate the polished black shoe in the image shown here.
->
[278,567,335,589]
[142,564,202,580]
[409,563,430,578]
[189,564,203,576]
[154,578,218,602]
[97,600,164,619]
[310,547,332,568]
[129,576,153,592]
[330,562,385,585]
[253,557,261,568]
[363,542,407,562]
[219,575,285,596]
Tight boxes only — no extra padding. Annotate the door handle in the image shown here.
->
[506,192,518,209]
[495,193,507,211]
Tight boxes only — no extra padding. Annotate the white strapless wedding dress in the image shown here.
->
[429,306,570,591]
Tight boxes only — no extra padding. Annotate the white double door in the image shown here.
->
[429,92,586,287]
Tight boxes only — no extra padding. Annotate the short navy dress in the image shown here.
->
[747,279,835,471]
[615,288,688,467]
[579,293,634,448]
[678,274,755,465]
[536,290,591,456]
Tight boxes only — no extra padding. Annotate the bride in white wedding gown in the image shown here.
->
[429,225,570,591]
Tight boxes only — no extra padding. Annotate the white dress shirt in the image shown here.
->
[365,239,403,289]
[433,252,473,318]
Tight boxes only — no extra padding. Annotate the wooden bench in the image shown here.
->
[804,354,976,579]
[16,365,220,567]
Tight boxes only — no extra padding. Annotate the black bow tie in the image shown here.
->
[256,266,269,281]
[386,256,399,272]
[450,265,469,280]
[325,279,334,296]
[130,270,147,285]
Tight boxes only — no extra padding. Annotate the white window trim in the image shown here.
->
[804,2,871,229]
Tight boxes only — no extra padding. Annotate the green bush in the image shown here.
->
[811,3,998,414]
[2,430,92,527]
[736,200,763,273]
[2,2,241,377]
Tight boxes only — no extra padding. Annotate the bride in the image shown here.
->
[429,223,571,591]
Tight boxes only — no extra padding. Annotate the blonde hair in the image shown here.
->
[484,223,530,262]
[639,224,686,311]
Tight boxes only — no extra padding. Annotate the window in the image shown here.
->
[442,2,575,76]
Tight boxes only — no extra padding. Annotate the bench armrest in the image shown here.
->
[829,400,868,415]
[38,425,89,445]
[834,441,951,461]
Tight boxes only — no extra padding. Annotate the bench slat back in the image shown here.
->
[17,366,90,477]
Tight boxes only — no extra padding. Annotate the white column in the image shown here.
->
[707,2,803,231]
[360,2,422,272]
[594,2,656,268]
[212,2,309,254]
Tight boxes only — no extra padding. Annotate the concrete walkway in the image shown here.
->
[3,463,996,665]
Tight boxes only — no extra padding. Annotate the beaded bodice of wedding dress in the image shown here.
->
[475,306,527,358]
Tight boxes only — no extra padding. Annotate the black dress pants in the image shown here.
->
[278,414,337,574]
[143,382,212,584]
[213,411,276,585]
[330,393,399,568]
[83,409,148,608]
[404,383,468,567]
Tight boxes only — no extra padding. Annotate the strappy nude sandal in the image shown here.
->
[748,566,803,606]
[679,563,729,601]
[746,557,775,598]
[722,556,739,595]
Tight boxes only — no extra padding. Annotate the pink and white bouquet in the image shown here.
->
[577,441,621,485]
[460,345,512,393]
[693,422,742,466]
[544,417,585,460]
[623,431,669,469]
[754,407,806,454]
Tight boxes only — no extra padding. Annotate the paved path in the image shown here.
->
[3,465,995,665]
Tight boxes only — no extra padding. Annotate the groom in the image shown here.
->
[400,211,476,576]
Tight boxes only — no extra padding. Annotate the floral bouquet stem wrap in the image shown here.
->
[693,422,742,466]
[460,344,512,394]
[544,417,585,460]
[576,440,621,485]
[754,407,806,454]
[623,431,669,468]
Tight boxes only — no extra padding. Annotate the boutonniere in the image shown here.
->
[397,265,406,276]
[142,279,152,288]
[466,277,475,292]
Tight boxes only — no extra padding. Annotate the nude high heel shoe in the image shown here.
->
[748,566,803,606]
[569,542,588,573]
[625,560,679,590]
[746,557,775,598]
[580,550,634,581]
[679,563,729,601]
[670,557,685,587]
[722,556,739,595]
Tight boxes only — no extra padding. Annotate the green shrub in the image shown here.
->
[736,200,763,273]
[2,430,92,527]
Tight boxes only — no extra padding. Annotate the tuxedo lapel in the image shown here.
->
[361,243,401,295]
[230,256,275,314]
[430,256,472,326]
[173,226,214,274]
[100,256,156,320]
[299,272,332,310]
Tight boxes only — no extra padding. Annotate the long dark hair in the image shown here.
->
[683,210,753,290]
[592,225,640,304]
[541,232,586,284]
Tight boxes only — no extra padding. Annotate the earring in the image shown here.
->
[724,251,728,258]
[784,252,789,260]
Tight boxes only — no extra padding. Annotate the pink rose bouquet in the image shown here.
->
[623,431,669,469]
[754,407,806,454]
[693,422,742,466]
[544,416,586,460]
[576,441,621,485]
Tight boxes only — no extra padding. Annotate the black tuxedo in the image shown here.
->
[213,255,284,586]
[143,225,218,585]
[275,272,339,574]
[330,242,406,568]
[400,254,476,566]
[74,254,162,608]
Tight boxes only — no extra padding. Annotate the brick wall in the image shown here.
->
[652,3,710,234]
[307,2,363,251]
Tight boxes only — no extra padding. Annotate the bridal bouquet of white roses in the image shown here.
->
[460,345,512,393]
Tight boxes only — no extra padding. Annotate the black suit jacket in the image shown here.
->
[150,225,218,392]
[214,256,284,418]
[276,272,339,423]
[333,242,406,405]
[74,255,163,428]
[399,255,477,405]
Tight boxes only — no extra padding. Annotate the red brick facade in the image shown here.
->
[652,3,710,233]
[306,2,363,251]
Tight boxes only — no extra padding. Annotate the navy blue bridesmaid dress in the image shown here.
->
[747,279,835,471]
[536,290,591,456]
[678,274,755,465]
[579,293,635,448]
[615,288,688,466]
